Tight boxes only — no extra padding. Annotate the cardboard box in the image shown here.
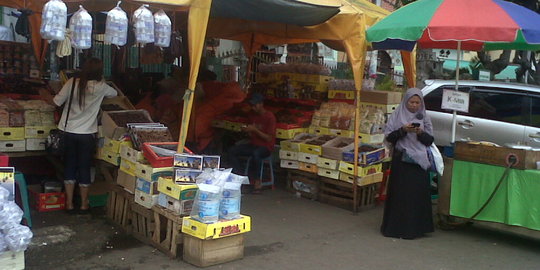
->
[299,162,318,174]
[157,193,193,216]
[339,171,384,186]
[101,96,135,111]
[157,176,197,200]
[280,133,317,152]
[322,137,354,160]
[117,170,137,194]
[342,145,386,165]
[24,126,56,139]
[297,152,318,164]
[0,251,24,270]
[0,140,25,152]
[280,159,300,169]
[338,161,382,177]
[360,90,402,104]
[136,177,159,194]
[120,144,146,163]
[360,102,399,114]
[101,110,152,140]
[135,162,173,182]
[28,185,65,212]
[181,215,251,240]
[103,137,132,154]
[25,138,46,151]
[119,158,137,176]
[317,168,340,180]
[99,149,120,166]
[317,157,339,170]
[454,142,540,170]
[183,234,244,268]
[134,189,158,209]
[279,150,298,161]
[0,127,24,141]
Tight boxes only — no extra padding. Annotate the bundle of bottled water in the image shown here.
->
[133,5,154,44]
[191,169,248,223]
[69,6,93,49]
[104,2,128,46]
[153,10,172,48]
[40,0,68,40]
[0,187,33,254]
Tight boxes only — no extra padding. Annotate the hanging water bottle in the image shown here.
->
[154,9,172,48]
[105,1,128,46]
[70,6,93,49]
[40,0,68,40]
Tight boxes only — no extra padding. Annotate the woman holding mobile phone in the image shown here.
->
[381,88,435,239]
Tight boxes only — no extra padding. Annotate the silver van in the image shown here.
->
[421,80,540,148]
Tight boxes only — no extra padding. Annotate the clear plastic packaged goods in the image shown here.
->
[40,0,68,41]
[4,224,33,252]
[70,6,93,49]
[133,5,155,44]
[0,234,7,254]
[105,3,128,46]
[154,10,172,48]
[0,201,23,230]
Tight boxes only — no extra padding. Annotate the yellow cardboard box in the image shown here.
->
[182,215,251,240]
[157,177,197,200]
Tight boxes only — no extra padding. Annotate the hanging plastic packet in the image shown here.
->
[69,6,93,49]
[133,5,155,44]
[40,0,68,40]
[154,10,172,48]
[105,1,128,46]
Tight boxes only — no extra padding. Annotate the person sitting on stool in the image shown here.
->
[228,93,276,194]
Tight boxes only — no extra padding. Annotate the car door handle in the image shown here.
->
[458,120,474,128]
[529,133,540,139]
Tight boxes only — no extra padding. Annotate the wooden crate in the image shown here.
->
[106,184,133,233]
[318,177,380,211]
[286,169,319,200]
[151,205,185,258]
[183,234,244,267]
[131,202,155,245]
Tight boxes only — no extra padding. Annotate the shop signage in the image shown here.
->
[441,89,469,112]
[479,70,491,81]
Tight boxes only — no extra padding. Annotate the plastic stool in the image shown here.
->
[244,155,275,189]
[14,172,32,228]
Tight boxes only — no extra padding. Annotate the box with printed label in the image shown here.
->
[136,177,159,194]
[120,158,137,176]
[120,144,146,163]
[135,162,173,182]
[297,152,318,164]
[342,145,385,165]
[202,155,221,169]
[174,169,201,185]
[157,176,198,200]
[157,193,193,216]
[280,133,317,152]
[321,137,354,160]
[24,126,55,139]
[0,127,24,141]
[317,168,340,180]
[134,189,158,209]
[338,161,382,177]
[25,138,46,151]
[181,215,251,240]
[339,172,384,186]
[317,157,338,170]
[173,154,203,171]
[280,159,300,169]
[279,149,298,161]
[347,133,385,144]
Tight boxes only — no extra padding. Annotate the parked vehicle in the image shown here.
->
[420,80,540,148]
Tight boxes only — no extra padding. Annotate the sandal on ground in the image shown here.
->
[65,208,77,215]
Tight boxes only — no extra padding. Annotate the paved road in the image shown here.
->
[27,189,540,270]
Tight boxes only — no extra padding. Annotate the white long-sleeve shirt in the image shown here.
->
[53,78,117,134]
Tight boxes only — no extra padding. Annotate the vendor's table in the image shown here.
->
[446,160,540,233]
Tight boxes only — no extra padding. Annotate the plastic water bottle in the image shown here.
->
[4,224,33,252]
[219,182,242,220]
[0,202,23,230]
[194,184,220,223]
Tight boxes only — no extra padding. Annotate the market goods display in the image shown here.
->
[0,187,33,254]
[105,4,129,46]
[0,43,39,76]
[69,6,93,50]
[328,79,356,91]
[107,111,154,127]
[40,0,68,41]
[154,10,172,48]
[133,5,155,44]
[258,63,331,75]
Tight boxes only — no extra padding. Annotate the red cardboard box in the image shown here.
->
[28,185,65,212]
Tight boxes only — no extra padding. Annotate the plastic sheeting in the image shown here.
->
[450,160,540,231]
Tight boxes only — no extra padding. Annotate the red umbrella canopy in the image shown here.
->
[366,0,540,51]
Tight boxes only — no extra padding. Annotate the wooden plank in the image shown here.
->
[183,234,244,267]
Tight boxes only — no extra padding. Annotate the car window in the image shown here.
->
[424,85,471,112]
[462,90,527,125]
[529,95,540,128]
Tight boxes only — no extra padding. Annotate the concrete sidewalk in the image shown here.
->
[27,189,540,270]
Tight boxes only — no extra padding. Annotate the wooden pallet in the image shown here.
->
[151,205,185,258]
[318,176,380,211]
[131,202,155,245]
[106,184,133,233]
[286,169,319,200]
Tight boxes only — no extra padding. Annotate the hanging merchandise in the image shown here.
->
[69,6,93,50]
[40,0,68,41]
[153,10,172,48]
[56,29,72,57]
[133,5,154,44]
[105,1,128,46]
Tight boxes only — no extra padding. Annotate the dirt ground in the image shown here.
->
[24,187,540,270]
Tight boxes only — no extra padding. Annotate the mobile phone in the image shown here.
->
[411,123,420,128]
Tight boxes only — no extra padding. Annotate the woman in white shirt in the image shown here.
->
[53,58,117,214]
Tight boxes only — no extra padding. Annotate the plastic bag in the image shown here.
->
[154,10,172,48]
[0,186,9,204]
[0,235,7,254]
[191,169,233,223]
[4,224,33,252]
[430,143,445,176]
[40,0,67,40]
[0,201,23,230]
[133,5,154,44]
[69,6,93,49]
[105,2,128,46]
[219,173,247,220]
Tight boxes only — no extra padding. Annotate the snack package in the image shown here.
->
[69,6,93,49]
[40,0,68,41]
[133,5,155,44]
[104,3,128,46]
[154,10,172,47]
